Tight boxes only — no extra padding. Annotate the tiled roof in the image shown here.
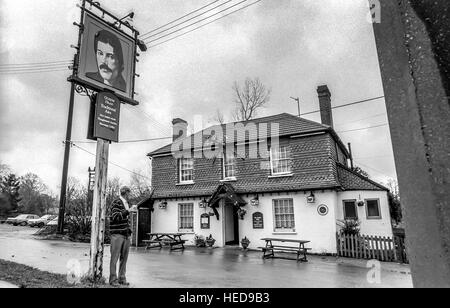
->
[148,113,330,156]
[336,163,388,191]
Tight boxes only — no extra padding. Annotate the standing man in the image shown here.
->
[109,186,135,286]
[86,29,127,92]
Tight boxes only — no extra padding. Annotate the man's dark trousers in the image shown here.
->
[110,234,131,283]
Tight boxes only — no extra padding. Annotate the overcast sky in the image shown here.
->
[0,0,397,195]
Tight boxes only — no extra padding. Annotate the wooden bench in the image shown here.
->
[260,238,311,262]
[144,233,186,251]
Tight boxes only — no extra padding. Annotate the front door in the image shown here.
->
[224,199,239,245]
[138,208,151,246]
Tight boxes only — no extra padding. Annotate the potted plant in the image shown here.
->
[205,234,216,247]
[237,208,247,220]
[241,236,250,250]
[194,234,206,247]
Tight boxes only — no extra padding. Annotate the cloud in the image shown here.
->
[0,0,396,193]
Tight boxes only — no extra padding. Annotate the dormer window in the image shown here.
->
[223,153,236,180]
[270,146,292,175]
[179,158,194,183]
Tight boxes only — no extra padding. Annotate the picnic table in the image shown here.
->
[143,233,186,251]
[259,238,311,262]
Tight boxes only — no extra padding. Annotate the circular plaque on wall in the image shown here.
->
[318,204,329,216]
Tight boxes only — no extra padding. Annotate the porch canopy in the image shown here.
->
[207,183,247,220]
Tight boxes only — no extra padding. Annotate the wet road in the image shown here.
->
[0,224,412,288]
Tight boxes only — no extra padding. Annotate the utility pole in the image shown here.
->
[290,97,301,117]
[57,54,77,235]
[57,0,86,234]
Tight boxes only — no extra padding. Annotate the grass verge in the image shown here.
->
[0,259,127,288]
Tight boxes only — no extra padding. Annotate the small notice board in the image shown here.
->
[91,91,121,142]
[253,212,264,229]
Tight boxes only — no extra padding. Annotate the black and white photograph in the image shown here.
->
[0,0,449,294]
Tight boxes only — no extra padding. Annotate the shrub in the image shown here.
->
[337,219,361,236]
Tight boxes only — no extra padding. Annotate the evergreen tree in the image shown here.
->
[0,174,22,213]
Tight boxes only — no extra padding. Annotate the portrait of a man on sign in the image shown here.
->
[78,12,136,100]
[86,30,126,92]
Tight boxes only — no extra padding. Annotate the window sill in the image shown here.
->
[268,173,293,179]
[367,217,382,220]
[273,232,297,235]
[220,177,237,182]
[177,182,195,186]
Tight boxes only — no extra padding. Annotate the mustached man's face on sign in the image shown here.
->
[86,30,126,92]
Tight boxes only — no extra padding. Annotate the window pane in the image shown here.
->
[271,146,291,174]
[274,199,295,230]
[367,200,380,218]
[344,201,357,219]
[179,204,193,229]
[179,159,193,182]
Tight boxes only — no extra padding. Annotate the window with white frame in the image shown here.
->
[273,199,295,231]
[366,199,381,219]
[270,146,292,175]
[223,153,236,179]
[178,158,193,183]
[178,203,194,231]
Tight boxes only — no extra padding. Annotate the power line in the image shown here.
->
[300,96,385,116]
[72,143,151,180]
[143,0,234,41]
[354,160,394,179]
[140,0,230,40]
[144,0,249,45]
[0,65,71,74]
[0,60,72,68]
[337,123,388,133]
[123,105,172,136]
[0,68,70,75]
[148,0,263,49]
[140,0,221,38]
[72,136,172,145]
[335,112,387,127]
[0,63,72,72]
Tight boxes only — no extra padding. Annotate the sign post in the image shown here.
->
[64,0,146,282]
[88,138,109,281]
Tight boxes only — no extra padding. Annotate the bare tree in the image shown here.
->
[232,77,271,121]
[129,171,151,204]
[213,109,226,125]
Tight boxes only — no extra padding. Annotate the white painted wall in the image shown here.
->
[336,191,393,237]
[149,190,392,255]
[239,191,338,254]
[151,198,226,247]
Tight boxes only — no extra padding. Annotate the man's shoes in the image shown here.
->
[109,280,120,286]
[118,280,130,286]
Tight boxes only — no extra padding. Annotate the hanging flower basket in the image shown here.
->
[237,208,247,220]
[357,200,365,207]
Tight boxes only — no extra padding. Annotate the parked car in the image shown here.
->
[28,215,57,228]
[46,217,58,226]
[6,214,40,226]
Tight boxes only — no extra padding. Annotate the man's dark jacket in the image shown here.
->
[109,198,132,237]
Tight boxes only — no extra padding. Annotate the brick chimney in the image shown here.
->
[172,118,188,141]
[317,85,334,128]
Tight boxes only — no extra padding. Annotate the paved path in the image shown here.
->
[0,225,412,288]
[0,281,18,288]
